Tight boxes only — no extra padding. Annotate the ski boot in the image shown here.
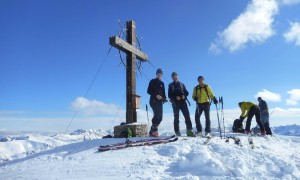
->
[187,130,196,137]
[205,132,212,138]
[196,131,202,137]
[149,131,159,137]
[244,130,252,135]
[261,130,266,136]
[175,131,181,137]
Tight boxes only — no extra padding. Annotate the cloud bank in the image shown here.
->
[71,97,124,116]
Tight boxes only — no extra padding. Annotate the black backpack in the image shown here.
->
[170,82,184,96]
[232,119,244,133]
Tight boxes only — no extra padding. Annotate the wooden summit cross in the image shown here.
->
[109,20,148,124]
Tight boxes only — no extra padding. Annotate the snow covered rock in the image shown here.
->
[70,129,87,135]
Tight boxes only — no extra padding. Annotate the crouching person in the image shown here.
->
[238,101,266,135]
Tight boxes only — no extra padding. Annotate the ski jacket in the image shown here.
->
[168,81,189,103]
[192,84,215,104]
[147,78,166,101]
[240,102,259,118]
[259,100,269,116]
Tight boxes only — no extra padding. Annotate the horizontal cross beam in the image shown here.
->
[109,36,148,61]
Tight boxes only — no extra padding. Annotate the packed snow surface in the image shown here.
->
[0,126,300,179]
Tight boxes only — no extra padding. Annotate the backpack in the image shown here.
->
[232,119,244,133]
[170,82,184,96]
[120,128,133,138]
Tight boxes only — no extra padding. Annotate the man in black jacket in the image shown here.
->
[168,72,194,137]
[147,69,167,136]
[258,97,272,135]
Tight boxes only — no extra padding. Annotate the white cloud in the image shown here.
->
[210,0,279,53]
[71,97,125,116]
[255,89,281,102]
[286,89,300,105]
[271,107,300,117]
[283,22,300,46]
[280,0,300,5]
[208,42,222,54]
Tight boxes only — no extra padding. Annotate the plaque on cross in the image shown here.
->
[109,20,149,124]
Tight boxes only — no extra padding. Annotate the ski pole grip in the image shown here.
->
[146,104,148,111]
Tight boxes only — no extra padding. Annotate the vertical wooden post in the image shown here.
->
[126,20,137,123]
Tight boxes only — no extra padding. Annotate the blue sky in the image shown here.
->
[1,0,300,132]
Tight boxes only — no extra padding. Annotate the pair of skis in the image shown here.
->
[98,135,178,152]
[226,136,255,149]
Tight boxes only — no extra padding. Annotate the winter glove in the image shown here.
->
[213,97,218,104]
[156,95,163,100]
[193,97,198,102]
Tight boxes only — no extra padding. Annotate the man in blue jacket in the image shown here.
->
[168,72,195,137]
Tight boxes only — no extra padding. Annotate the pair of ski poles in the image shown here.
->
[215,96,226,139]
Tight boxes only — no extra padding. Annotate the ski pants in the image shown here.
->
[261,114,269,124]
[264,122,272,135]
[195,102,211,133]
[246,106,265,132]
[150,99,163,131]
[172,101,193,133]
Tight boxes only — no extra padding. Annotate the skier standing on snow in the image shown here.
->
[192,76,218,137]
[238,101,266,135]
[147,69,167,136]
[257,97,272,135]
[168,72,195,137]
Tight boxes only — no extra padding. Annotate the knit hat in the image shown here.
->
[156,68,163,75]
[171,72,178,77]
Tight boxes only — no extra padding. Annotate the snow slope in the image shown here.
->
[0,129,108,162]
[0,128,300,179]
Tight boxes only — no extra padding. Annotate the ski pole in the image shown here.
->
[219,97,222,135]
[215,103,222,139]
[146,104,150,132]
[220,97,226,138]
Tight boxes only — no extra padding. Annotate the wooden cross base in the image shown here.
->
[114,123,148,138]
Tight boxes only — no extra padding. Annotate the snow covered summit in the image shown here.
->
[0,126,300,179]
